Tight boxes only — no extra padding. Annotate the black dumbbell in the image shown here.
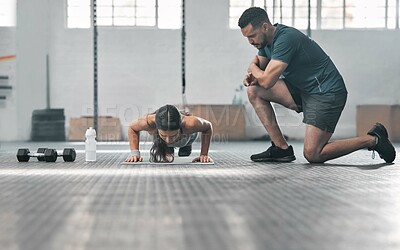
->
[17,148,48,162]
[44,148,76,162]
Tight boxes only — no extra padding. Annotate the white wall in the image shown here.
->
[0,27,17,141]
[15,0,50,140]
[1,0,399,141]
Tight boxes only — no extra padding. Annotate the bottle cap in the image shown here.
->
[85,127,97,138]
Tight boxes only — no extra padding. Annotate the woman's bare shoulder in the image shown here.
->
[146,113,156,124]
[181,115,210,132]
[130,113,156,131]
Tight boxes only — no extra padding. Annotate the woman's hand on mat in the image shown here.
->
[124,156,143,162]
[192,155,213,163]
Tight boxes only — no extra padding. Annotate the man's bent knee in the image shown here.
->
[247,86,259,100]
[247,85,273,102]
[303,147,325,163]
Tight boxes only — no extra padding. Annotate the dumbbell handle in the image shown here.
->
[52,151,70,157]
[28,152,45,157]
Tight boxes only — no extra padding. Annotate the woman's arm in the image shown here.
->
[183,116,213,163]
[125,114,155,162]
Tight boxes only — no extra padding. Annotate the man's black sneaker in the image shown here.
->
[178,145,192,157]
[367,123,396,163]
[250,142,296,162]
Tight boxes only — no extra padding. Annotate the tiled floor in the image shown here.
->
[0,141,399,250]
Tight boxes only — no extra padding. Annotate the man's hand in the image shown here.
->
[243,72,258,87]
[192,155,213,163]
[244,56,261,87]
[124,156,143,162]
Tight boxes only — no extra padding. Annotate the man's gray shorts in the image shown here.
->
[285,81,347,133]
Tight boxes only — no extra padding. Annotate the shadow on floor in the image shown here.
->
[303,162,393,170]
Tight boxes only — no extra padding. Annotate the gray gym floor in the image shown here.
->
[0,140,399,250]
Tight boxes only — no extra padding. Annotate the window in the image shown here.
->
[321,0,344,29]
[293,0,317,29]
[0,0,17,27]
[387,0,400,29]
[230,0,400,30]
[67,0,182,29]
[345,0,387,28]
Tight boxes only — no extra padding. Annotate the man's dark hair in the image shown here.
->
[238,7,270,29]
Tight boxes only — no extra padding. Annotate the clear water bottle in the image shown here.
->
[85,127,97,161]
[232,85,243,105]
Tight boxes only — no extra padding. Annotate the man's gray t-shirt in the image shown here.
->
[258,24,347,95]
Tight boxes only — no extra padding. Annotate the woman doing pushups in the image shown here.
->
[125,104,213,163]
